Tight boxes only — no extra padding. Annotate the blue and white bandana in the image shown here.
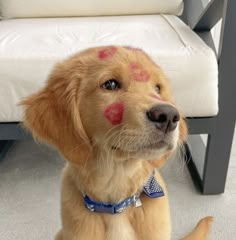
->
[143,174,164,198]
[83,172,164,214]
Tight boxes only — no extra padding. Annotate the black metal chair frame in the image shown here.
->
[0,0,235,194]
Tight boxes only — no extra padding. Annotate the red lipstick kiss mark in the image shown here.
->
[98,46,117,59]
[129,62,150,82]
[149,93,162,101]
[104,102,124,125]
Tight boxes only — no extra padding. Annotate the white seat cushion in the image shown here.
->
[0,0,183,19]
[0,15,218,121]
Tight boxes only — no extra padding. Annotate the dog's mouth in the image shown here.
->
[111,140,172,153]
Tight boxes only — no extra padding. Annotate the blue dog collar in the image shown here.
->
[83,193,141,214]
[83,172,164,214]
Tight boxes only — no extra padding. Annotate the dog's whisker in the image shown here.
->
[96,125,129,168]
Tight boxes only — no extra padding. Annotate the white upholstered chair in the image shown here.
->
[0,0,235,194]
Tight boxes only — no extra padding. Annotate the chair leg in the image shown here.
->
[200,0,236,194]
[202,118,235,194]
[184,0,236,194]
[0,140,14,161]
[184,116,235,194]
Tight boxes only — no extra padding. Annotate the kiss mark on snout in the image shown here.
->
[98,46,117,59]
[129,62,150,82]
[104,102,124,125]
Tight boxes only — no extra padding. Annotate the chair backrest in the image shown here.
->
[0,0,184,19]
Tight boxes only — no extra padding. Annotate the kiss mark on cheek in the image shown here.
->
[104,103,124,125]
[98,46,117,59]
[129,62,150,82]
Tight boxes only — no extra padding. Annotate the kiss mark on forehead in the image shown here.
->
[129,62,150,82]
[98,46,117,59]
[104,102,124,125]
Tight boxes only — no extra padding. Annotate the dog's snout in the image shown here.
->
[146,104,180,133]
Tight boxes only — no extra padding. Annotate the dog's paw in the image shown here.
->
[181,216,213,240]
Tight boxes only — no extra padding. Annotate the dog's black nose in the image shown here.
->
[146,104,180,133]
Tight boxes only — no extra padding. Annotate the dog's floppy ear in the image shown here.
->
[21,57,91,165]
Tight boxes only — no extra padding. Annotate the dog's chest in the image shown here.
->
[104,215,136,240]
[103,207,170,240]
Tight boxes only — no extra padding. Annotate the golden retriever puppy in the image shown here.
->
[21,46,212,240]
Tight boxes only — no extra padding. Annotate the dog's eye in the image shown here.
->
[155,85,161,93]
[101,79,120,90]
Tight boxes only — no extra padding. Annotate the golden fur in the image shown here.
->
[21,46,212,240]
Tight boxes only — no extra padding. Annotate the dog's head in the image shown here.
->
[21,46,187,166]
